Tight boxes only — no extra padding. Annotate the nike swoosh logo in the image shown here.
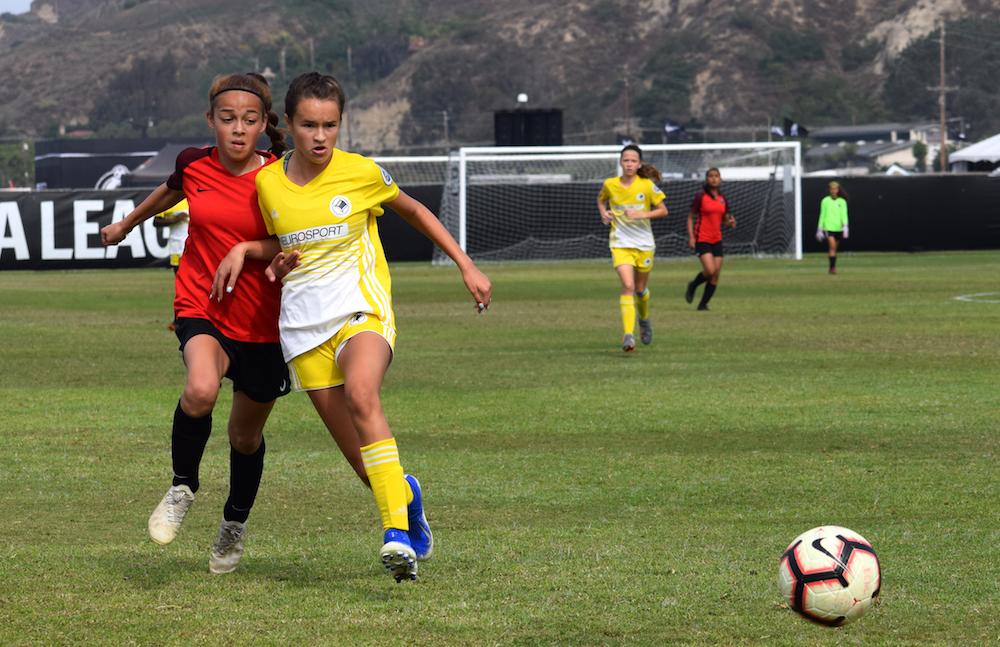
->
[279,379,287,391]
[196,187,214,192]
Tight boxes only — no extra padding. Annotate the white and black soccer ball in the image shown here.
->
[778,525,881,626]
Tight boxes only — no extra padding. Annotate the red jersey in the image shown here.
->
[690,191,729,244]
[167,147,280,343]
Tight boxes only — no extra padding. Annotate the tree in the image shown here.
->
[912,140,927,172]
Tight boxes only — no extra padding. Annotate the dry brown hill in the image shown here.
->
[0,0,997,150]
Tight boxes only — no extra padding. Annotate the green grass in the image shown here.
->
[1,252,999,646]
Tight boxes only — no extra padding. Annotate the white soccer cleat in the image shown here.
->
[148,484,194,545]
[209,518,246,575]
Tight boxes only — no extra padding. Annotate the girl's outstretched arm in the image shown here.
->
[387,190,492,312]
[101,183,185,246]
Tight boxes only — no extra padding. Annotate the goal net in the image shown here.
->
[434,143,801,264]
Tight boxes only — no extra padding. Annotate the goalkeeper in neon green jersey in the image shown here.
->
[597,145,668,352]
[816,181,849,274]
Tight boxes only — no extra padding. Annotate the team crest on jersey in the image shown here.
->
[636,193,646,201]
[653,185,663,194]
[330,195,352,217]
[349,312,368,326]
[377,165,393,186]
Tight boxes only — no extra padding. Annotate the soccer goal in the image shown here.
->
[434,143,802,264]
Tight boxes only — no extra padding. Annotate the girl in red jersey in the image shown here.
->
[100,73,289,575]
[685,168,736,311]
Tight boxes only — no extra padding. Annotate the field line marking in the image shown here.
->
[954,292,1000,303]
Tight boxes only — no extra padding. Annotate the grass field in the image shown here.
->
[1,252,999,646]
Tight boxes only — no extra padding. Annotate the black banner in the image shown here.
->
[802,174,1000,253]
[0,186,443,270]
[0,189,169,270]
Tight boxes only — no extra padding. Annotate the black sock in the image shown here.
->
[171,400,212,493]
[700,283,717,307]
[830,256,837,269]
[224,437,265,523]
[692,272,708,288]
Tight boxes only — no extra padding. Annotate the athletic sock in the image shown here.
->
[361,439,409,531]
[830,256,837,269]
[224,437,265,524]
[620,295,636,335]
[635,287,650,320]
[692,272,708,288]
[700,283,717,308]
[171,400,212,493]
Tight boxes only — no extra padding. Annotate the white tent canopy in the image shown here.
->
[949,132,1000,164]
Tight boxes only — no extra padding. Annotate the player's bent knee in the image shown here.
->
[229,432,262,455]
[343,386,383,421]
[181,384,221,418]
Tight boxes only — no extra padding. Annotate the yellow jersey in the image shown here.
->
[598,176,664,251]
[155,198,189,265]
[256,149,400,361]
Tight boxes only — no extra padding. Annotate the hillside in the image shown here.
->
[0,0,998,152]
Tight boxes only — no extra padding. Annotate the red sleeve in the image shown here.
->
[166,147,212,192]
[690,191,704,214]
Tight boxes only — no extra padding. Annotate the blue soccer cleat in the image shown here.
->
[405,474,434,562]
[380,528,417,583]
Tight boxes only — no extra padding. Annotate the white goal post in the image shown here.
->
[433,142,802,264]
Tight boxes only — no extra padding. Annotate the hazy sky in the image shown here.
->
[0,0,32,15]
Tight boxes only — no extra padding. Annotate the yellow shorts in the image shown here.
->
[287,312,395,392]
[612,248,654,273]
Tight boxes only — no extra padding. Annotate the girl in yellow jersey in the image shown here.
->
[212,72,491,582]
[597,145,668,352]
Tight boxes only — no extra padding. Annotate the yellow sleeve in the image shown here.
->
[649,180,665,207]
[366,163,401,217]
[598,179,612,201]
[256,175,276,236]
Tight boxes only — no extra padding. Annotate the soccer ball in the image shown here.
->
[778,525,881,626]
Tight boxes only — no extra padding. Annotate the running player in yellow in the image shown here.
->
[212,72,491,582]
[597,145,668,352]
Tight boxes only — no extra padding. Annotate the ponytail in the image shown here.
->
[208,72,289,156]
[637,162,661,183]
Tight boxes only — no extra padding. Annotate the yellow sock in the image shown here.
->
[620,295,636,335]
[635,287,650,320]
[361,439,409,531]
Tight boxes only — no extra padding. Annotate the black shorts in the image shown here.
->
[827,231,843,242]
[175,318,291,403]
[695,241,724,257]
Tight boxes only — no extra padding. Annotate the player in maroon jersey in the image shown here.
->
[685,168,736,311]
[101,73,289,574]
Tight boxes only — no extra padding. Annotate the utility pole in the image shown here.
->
[442,110,449,148]
[926,21,957,172]
[939,21,947,171]
[623,64,631,139]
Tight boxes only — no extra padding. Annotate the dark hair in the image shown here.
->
[284,72,347,122]
[829,182,849,203]
[702,167,721,193]
[208,72,288,156]
[620,144,662,183]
